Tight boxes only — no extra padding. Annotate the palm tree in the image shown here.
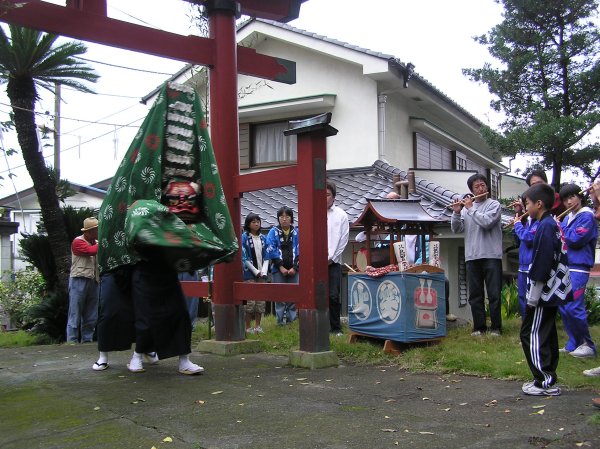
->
[0,25,98,293]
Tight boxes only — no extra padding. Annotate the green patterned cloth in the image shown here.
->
[97,82,238,274]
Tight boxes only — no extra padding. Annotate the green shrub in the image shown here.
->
[500,280,520,319]
[29,289,69,343]
[0,270,46,330]
[585,286,600,326]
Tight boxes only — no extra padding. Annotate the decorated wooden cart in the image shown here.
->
[348,198,448,351]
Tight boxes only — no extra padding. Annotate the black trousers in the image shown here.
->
[97,262,192,359]
[328,262,342,333]
[520,305,559,388]
[131,261,192,359]
[466,258,502,332]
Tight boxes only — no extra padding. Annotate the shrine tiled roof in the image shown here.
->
[241,160,469,229]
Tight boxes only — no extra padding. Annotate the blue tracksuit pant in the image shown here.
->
[558,270,595,352]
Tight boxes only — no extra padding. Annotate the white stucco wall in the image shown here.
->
[237,36,381,170]
[501,174,528,200]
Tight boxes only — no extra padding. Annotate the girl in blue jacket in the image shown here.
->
[558,184,598,358]
[265,206,299,325]
[241,213,269,333]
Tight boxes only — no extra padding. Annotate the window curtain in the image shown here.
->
[254,122,297,164]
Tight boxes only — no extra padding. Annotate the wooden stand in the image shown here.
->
[348,330,443,356]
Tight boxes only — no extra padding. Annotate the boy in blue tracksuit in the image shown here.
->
[520,183,573,396]
[513,198,540,318]
[558,184,598,358]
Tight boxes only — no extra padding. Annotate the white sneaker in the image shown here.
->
[558,347,570,353]
[254,326,264,334]
[471,331,483,336]
[246,327,255,335]
[570,344,596,358]
[522,381,561,396]
[583,366,600,377]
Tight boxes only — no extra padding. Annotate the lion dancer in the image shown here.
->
[92,82,238,375]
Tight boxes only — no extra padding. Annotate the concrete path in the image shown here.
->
[1,343,599,449]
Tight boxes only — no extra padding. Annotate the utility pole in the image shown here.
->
[54,82,61,180]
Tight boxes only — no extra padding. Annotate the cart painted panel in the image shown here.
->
[348,271,446,342]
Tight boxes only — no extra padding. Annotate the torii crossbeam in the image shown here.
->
[0,0,337,361]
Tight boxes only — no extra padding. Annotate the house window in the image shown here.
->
[488,169,499,199]
[454,151,467,171]
[252,120,297,166]
[415,133,452,169]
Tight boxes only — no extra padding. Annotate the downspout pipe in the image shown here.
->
[377,94,387,161]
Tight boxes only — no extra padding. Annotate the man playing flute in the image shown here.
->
[451,174,503,336]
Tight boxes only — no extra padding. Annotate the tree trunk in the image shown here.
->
[7,78,71,293]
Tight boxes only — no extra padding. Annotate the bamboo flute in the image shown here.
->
[445,191,488,208]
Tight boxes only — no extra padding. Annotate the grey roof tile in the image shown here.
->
[241,159,514,231]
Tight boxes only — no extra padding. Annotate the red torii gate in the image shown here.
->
[0,0,336,360]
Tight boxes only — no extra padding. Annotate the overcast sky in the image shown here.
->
[0,0,518,200]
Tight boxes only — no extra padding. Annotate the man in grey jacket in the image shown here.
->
[451,174,503,336]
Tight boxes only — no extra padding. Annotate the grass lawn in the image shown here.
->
[3,315,599,390]
[193,315,600,390]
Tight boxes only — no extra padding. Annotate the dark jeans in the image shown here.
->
[466,258,502,332]
[329,262,342,333]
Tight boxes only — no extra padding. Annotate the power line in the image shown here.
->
[0,102,142,128]
[75,56,175,76]
[61,85,141,99]
[0,116,145,175]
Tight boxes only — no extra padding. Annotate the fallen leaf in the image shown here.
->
[300,382,310,385]
[459,403,468,406]
[195,400,205,405]
[296,377,307,381]
[152,446,157,449]
[163,436,173,442]
[211,391,223,395]
[504,409,511,413]
[419,431,435,435]
[131,401,138,404]
[385,399,397,403]
[325,379,333,382]
[532,405,545,409]
[93,406,100,411]
[236,420,242,423]
[257,394,263,397]
[238,403,245,406]
[441,408,451,412]
[422,397,430,401]
[485,400,497,407]
[380,369,386,372]
[375,381,381,384]
[381,429,397,433]
[384,415,390,419]
[398,377,405,381]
